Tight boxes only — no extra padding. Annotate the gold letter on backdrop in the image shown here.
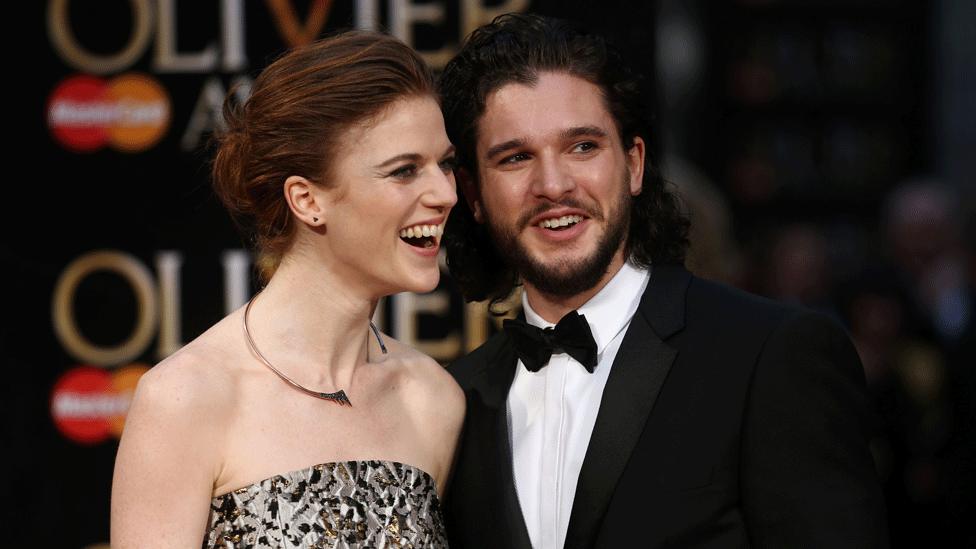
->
[181,75,253,152]
[389,0,453,68]
[222,250,252,314]
[155,251,184,358]
[154,0,218,72]
[391,291,461,362]
[461,0,530,37]
[48,0,154,74]
[266,0,333,47]
[221,0,248,71]
[52,251,159,366]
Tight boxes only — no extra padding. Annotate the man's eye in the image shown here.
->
[500,152,530,165]
[573,141,597,153]
[389,164,418,179]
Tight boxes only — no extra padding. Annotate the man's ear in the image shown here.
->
[627,136,646,196]
[457,167,485,223]
[283,175,325,226]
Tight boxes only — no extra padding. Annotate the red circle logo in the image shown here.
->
[46,75,111,153]
[50,364,149,445]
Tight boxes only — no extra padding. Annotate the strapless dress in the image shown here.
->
[204,460,447,548]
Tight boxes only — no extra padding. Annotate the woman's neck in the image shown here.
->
[244,254,379,390]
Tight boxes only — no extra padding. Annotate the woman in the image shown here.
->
[111,31,464,548]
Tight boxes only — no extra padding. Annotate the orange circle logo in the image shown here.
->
[105,74,171,152]
[50,364,150,445]
[47,73,171,153]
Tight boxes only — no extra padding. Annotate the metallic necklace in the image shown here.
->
[242,293,387,406]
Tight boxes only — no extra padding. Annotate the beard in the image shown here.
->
[483,175,632,297]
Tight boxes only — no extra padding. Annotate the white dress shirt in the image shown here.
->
[508,262,651,549]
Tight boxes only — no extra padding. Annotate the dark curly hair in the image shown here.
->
[439,13,689,305]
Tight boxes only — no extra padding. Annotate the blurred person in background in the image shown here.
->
[883,178,971,344]
[665,155,744,285]
[763,223,835,315]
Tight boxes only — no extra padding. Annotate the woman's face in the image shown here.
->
[318,95,457,296]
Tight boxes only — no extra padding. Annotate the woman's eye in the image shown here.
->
[389,164,417,179]
[439,156,458,172]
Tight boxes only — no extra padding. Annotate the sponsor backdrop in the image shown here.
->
[8,1,970,547]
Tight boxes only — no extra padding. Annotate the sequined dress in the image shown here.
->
[204,460,448,548]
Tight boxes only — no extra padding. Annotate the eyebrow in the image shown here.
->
[374,153,422,170]
[485,138,525,161]
[373,145,455,170]
[562,125,608,140]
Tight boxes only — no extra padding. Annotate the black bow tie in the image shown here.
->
[504,311,598,373]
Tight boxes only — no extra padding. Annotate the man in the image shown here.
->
[439,13,888,549]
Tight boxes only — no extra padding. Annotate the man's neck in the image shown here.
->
[523,254,628,324]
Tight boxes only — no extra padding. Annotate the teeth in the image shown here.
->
[538,214,582,229]
[399,224,444,239]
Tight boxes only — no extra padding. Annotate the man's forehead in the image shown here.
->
[483,71,605,109]
[477,72,614,143]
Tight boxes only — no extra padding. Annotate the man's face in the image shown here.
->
[469,71,644,297]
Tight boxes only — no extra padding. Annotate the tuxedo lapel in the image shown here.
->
[471,334,534,549]
[564,265,691,548]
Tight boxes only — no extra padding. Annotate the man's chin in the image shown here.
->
[519,255,610,297]
[521,234,596,261]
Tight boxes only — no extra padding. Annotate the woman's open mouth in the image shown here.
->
[399,223,443,249]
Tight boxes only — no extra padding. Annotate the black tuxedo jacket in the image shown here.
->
[445,265,888,548]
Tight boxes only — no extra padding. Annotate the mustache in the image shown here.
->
[515,198,603,229]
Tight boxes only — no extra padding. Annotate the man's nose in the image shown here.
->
[530,155,576,201]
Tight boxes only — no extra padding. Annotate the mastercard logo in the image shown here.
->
[47,73,171,153]
[50,364,150,445]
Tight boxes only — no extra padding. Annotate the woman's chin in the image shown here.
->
[407,269,442,294]
[407,274,441,294]
[381,267,441,296]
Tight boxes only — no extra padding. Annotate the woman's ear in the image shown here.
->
[283,175,325,226]
[458,168,484,223]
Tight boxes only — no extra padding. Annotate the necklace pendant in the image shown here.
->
[320,389,352,406]
[244,294,357,407]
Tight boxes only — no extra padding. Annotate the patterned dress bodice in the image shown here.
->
[204,460,448,548]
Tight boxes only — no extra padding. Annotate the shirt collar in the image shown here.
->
[522,261,651,354]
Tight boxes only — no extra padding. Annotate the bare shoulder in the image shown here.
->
[128,312,243,431]
[380,337,465,423]
[111,314,245,545]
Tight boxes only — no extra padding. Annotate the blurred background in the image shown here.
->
[5,0,973,547]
